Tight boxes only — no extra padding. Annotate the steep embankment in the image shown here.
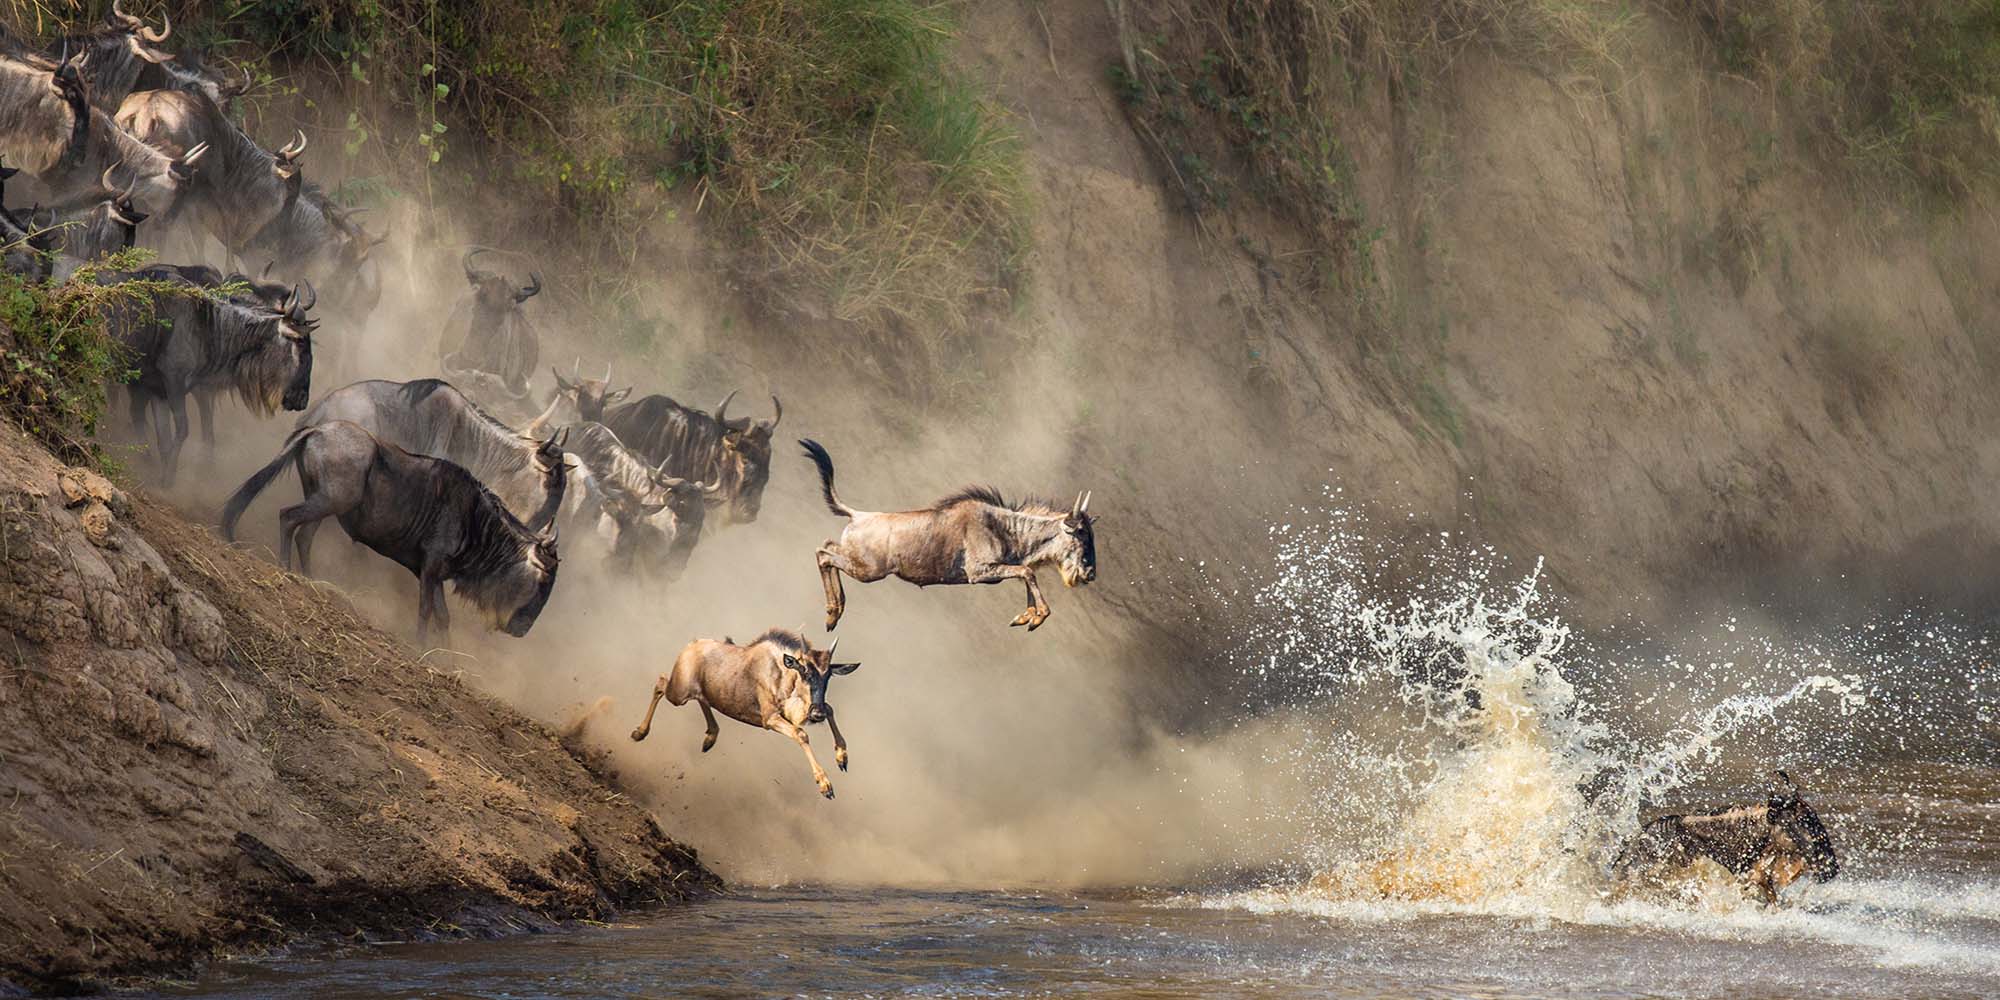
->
[955,3,2000,627]
[0,420,716,994]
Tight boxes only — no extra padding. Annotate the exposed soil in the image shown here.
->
[0,424,717,995]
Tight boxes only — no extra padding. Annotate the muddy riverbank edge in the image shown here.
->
[0,425,719,995]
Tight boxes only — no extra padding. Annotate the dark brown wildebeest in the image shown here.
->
[220,420,559,643]
[548,420,718,578]
[798,438,1096,632]
[629,629,859,799]
[602,389,780,524]
[440,248,541,399]
[107,270,315,484]
[1615,771,1841,904]
[295,378,568,531]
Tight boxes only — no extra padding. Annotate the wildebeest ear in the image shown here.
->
[607,386,632,403]
[830,661,860,675]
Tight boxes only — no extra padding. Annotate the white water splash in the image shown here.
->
[1198,504,1999,980]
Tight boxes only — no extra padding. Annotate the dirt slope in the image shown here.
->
[0,424,716,995]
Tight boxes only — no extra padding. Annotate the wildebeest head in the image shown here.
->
[521,428,571,530]
[102,0,174,61]
[779,635,860,724]
[1056,491,1097,588]
[1766,771,1839,882]
[275,282,317,411]
[463,247,540,310]
[550,360,630,423]
[490,524,560,637]
[712,389,781,523]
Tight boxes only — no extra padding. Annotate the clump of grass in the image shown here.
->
[221,0,1027,357]
[0,261,160,466]
[1681,0,2000,198]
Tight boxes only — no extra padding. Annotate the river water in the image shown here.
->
[164,508,1999,998]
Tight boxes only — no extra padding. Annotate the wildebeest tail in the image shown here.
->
[221,427,313,541]
[798,438,852,518]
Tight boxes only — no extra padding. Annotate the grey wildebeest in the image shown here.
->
[799,438,1096,632]
[602,389,781,524]
[295,378,568,530]
[544,419,718,577]
[117,86,306,256]
[440,248,541,399]
[220,420,559,643]
[629,629,859,799]
[240,183,384,321]
[106,270,315,484]
[42,0,176,113]
[1614,771,1840,904]
[0,42,207,217]
[47,166,144,275]
[0,198,57,280]
[546,360,630,424]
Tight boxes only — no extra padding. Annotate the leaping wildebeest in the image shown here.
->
[440,248,541,400]
[1614,770,1840,904]
[220,420,560,643]
[798,439,1096,632]
[629,629,859,799]
[603,388,780,524]
[295,378,568,530]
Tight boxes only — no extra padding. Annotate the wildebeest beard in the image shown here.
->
[451,518,558,637]
[211,301,312,416]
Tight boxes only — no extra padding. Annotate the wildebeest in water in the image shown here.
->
[220,420,560,643]
[798,439,1096,631]
[629,629,859,799]
[1614,770,1840,904]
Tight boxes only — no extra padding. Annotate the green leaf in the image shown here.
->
[434,82,451,99]
[431,121,448,134]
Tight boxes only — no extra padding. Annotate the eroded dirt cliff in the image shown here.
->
[0,424,716,994]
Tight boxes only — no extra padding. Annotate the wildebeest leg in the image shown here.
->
[766,715,834,799]
[698,702,720,752]
[276,497,335,572]
[984,565,1050,631]
[147,398,175,482]
[815,544,855,631]
[196,392,216,447]
[127,387,151,432]
[821,703,848,772]
[416,564,450,646]
[629,675,673,742]
[292,520,325,575]
[159,395,191,487]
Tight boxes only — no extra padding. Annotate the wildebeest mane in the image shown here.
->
[750,627,809,653]
[935,484,1069,517]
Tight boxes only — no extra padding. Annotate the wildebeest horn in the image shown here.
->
[713,389,737,423]
[184,141,210,166]
[1072,492,1084,517]
[276,129,307,161]
[515,272,542,302]
[298,279,316,313]
[140,10,170,44]
[226,63,254,98]
[767,394,783,429]
[463,247,486,282]
[655,457,670,476]
[110,0,142,30]
[825,636,838,657]
[1081,491,1091,515]
[261,260,275,279]
[100,165,118,194]
[603,362,612,384]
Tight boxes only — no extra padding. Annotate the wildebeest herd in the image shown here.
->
[0,6,1841,904]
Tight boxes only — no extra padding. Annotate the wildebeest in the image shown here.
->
[116,86,306,255]
[0,197,57,280]
[295,378,568,530]
[220,420,559,643]
[107,271,315,484]
[553,420,718,577]
[47,166,144,275]
[239,182,384,321]
[0,43,207,215]
[799,438,1096,632]
[440,248,541,399]
[602,389,781,524]
[546,360,630,424]
[629,629,859,799]
[1614,771,1841,904]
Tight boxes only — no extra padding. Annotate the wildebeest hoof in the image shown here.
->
[819,782,835,799]
[836,753,848,772]
[1009,610,1034,628]
[700,737,716,753]
[825,609,842,631]
[629,728,647,742]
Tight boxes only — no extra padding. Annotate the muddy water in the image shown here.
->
[166,508,2000,998]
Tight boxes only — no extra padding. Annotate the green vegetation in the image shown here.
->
[0,261,154,466]
[219,0,1027,335]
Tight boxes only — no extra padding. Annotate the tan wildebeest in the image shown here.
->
[1615,770,1841,904]
[798,438,1096,632]
[629,629,860,799]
